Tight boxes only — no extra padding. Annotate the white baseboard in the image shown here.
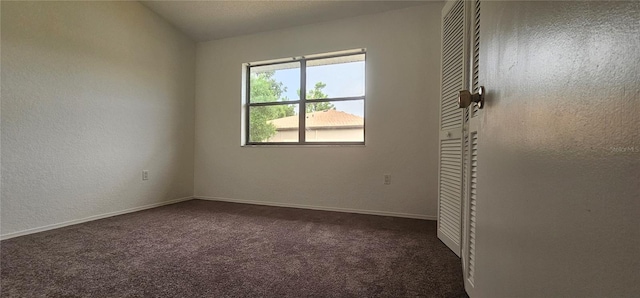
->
[195,196,437,221]
[0,196,193,240]
[1,196,435,240]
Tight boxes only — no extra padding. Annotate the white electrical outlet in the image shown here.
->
[384,174,391,185]
[142,170,149,181]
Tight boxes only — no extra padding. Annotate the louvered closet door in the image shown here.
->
[462,0,481,296]
[438,0,468,257]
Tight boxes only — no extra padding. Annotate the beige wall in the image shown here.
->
[195,3,442,218]
[1,1,196,237]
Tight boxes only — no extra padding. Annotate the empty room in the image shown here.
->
[1,0,638,297]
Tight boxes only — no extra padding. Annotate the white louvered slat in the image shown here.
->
[442,194,460,208]
[441,159,461,166]
[441,180,461,193]
[467,132,479,283]
[441,171,461,179]
[441,200,461,213]
[441,0,465,130]
[462,132,469,248]
[440,207,460,224]
[439,0,468,258]
[442,174,461,182]
[471,0,481,117]
[439,138,462,246]
[441,186,461,198]
[441,157,460,163]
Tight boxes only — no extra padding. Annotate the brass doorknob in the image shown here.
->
[458,86,485,109]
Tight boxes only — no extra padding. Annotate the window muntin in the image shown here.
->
[246,51,366,145]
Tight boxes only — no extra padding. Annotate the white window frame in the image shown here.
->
[243,49,366,146]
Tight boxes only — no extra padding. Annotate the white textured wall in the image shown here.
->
[1,1,196,236]
[194,4,442,218]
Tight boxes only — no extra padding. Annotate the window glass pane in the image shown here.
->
[306,54,365,99]
[305,100,364,142]
[249,105,299,143]
[250,62,300,103]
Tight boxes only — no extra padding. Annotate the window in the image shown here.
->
[245,50,365,145]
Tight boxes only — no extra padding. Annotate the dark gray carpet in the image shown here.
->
[1,199,467,297]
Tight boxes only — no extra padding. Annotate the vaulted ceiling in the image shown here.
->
[140,0,432,42]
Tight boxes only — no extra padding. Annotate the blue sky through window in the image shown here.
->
[272,61,365,117]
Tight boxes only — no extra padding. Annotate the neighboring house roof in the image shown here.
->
[269,109,364,130]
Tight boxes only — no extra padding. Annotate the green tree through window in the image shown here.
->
[304,82,335,113]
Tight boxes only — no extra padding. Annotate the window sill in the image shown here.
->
[241,144,365,148]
